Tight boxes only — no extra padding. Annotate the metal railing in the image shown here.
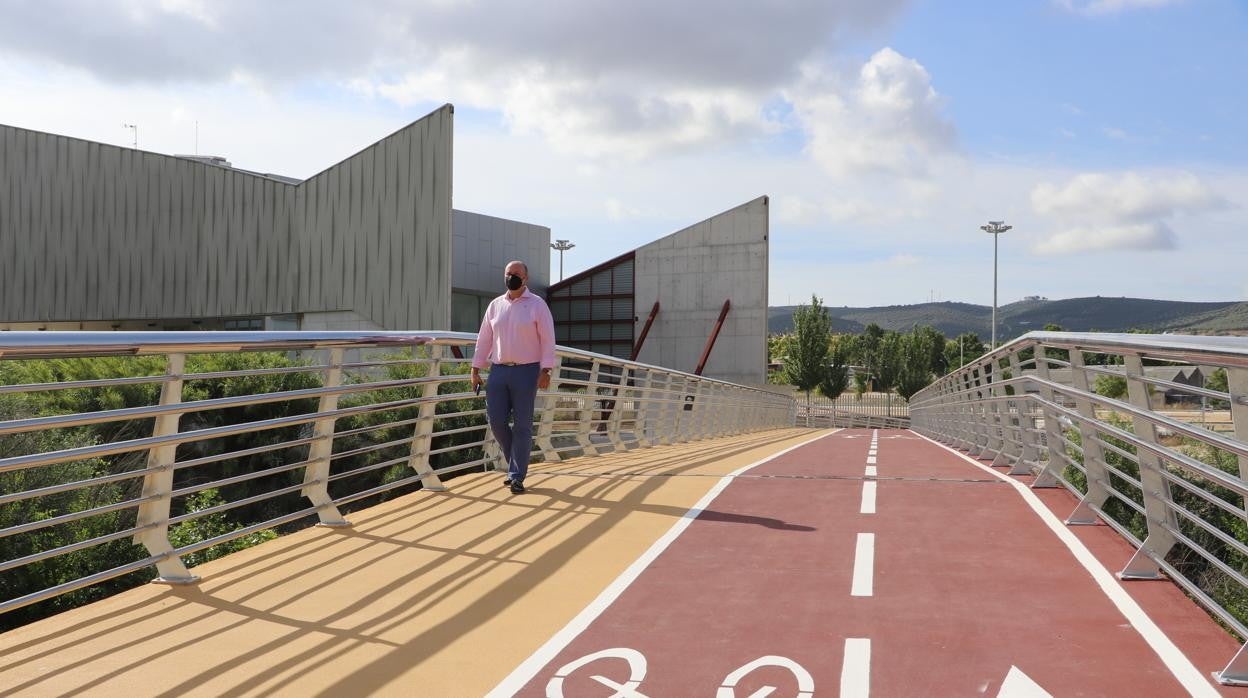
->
[0,331,796,621]
[798,403,911,430]
[908,331,1248,685]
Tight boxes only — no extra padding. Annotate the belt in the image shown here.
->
[494,361,535,367]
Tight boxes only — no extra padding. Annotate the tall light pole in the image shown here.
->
[551,239,575,281]
[980,220,1012,349]
[122,123,137,149]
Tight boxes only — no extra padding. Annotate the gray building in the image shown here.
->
[547,197,769,385]
[0,105,549,334]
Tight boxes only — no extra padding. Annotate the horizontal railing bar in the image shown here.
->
[168,479,317,526]
[171,458,316,499]
[0,465,156,506]
[0,395,425,474]
[1085,501,1145,547]
[0,554,170,615]
[1171,509,1248,563]
[0,375,445,436]
[0,523,157,574]
[0,495,155,539]
[172,435,321,472]
[171,505,325,558]
[0,374,174,394]
[1162,472,1247,520]
[1159,522,1248,591]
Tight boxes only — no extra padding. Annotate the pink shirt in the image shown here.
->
[472,287,557,370]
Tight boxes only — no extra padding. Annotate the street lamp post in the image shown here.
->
[551,239,575,281]
[980,220,1012,350]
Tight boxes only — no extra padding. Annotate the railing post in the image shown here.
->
[655,373,675,445]
[984,357,1008,464]
[301,348,351,527]
[407,345,448,492]
[1119,353,1178,579]
[1228,368,1248,498]
[1065,349,1112,524]
[133,353,199,584]
[537,356,564,461]
[999,351,1032,473]
[577,360,602,455]
[607,366,628,451]
[1029,346,1066,487]
[634,368,654,447]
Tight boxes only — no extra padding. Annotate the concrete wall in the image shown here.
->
[0,105,453,331]
[452,209,550,296]
[634,196,769,386]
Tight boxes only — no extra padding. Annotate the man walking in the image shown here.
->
[471,261,557,494]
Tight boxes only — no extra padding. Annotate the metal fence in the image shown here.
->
[0,331,796,620]
[908,331,1248,685]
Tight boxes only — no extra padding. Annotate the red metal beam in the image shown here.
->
[449,345,464,360]
[694,299,731,376]
[629,301,661,361]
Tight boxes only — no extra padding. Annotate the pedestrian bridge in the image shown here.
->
[2,331,1247,696]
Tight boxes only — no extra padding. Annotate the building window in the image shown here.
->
[546,252,635,359]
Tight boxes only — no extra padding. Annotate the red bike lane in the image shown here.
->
[497,429,1230,696]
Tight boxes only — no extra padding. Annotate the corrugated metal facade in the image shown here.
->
[0,105,453,330]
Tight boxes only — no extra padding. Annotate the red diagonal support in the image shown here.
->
[694,299,731,376]
[630,301,661,361]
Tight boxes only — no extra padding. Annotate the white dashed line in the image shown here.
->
[841,638,872,698]
[851,533,875,597]
[865,465,877,477]
[860,481,877,514]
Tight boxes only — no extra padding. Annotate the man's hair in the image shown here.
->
[506,260,529,275]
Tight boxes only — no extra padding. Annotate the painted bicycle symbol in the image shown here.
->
[546,648,814,698]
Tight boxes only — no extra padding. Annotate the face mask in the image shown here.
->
[506,274,524,291]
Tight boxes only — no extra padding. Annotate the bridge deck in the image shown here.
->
[0,429,1241,696]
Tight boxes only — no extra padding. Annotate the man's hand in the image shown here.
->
[537,369,551,390]
[471,369,483,393]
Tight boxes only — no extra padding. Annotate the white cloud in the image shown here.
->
[1030,171,1225,254]
[1032,171,1223,221]
[1033,222,1177,254]
[604,197,644,222]
[885,253,920,266]
[1102,126,1129,140]
[787,48,958,178]
[0,0,908,161]
[1059,128,1077,139]
[1056,0,1185,16]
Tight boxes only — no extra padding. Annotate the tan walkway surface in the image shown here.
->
[0,428,822,697]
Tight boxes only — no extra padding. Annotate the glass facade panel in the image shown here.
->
[546,252,635,361]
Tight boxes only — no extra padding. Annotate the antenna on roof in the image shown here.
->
[195,121,198,156]
[121,123,137,149]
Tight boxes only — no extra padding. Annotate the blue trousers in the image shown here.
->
[485,362,540,483]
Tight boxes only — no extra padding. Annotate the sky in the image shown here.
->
[0,0,1244,308]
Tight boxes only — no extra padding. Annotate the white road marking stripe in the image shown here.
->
[851,533,875,597]
[913,432,1220,697]
[488,430,841,698]
[841,638,871,697]
[865,465,877,477]
[866,456,877,464]
[860,481,877,514]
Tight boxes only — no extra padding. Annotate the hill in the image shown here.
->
[767,297,1248,338]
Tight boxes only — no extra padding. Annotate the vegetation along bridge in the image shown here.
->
[2,331,1248,696]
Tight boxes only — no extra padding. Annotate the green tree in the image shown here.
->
[943,332,986,372]
[874,332,904,416]
[783,295,832,412]
[818,336,851,401]
[897,329,938,401]
[1094,374,1128,399]
[1206,368,1230,409]
[913,325,947,377]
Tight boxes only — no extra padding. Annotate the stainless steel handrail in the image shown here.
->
[0,330,797,622]
[908,330,1248,684]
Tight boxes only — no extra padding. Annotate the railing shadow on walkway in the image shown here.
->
[1,428,820,697]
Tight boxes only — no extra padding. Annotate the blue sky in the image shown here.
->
[0,0,1244,308]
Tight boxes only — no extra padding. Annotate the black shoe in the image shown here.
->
[510,481,525,494]
[503,477,512,486]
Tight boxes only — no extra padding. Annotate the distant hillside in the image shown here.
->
[767,297,1247,337]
